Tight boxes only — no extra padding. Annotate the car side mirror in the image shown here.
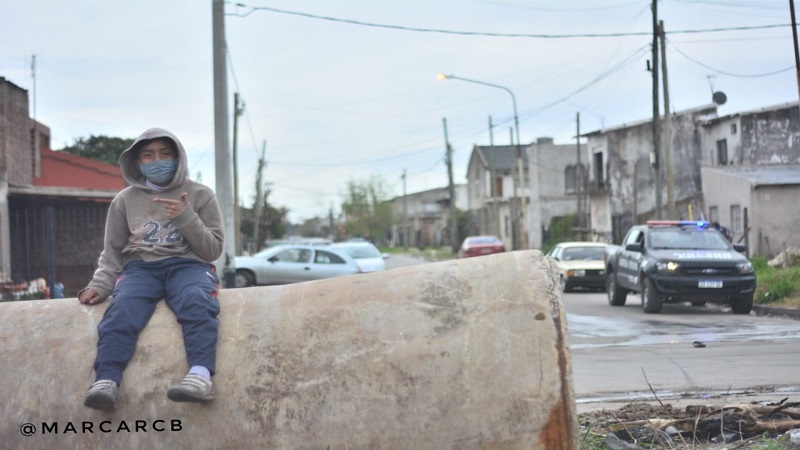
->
[268,256,279,263]
[733,243,746,253]
[625,243,643,252]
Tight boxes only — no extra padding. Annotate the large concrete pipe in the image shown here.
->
[1,250,576,449]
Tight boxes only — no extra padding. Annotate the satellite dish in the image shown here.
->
[712,91,727,105]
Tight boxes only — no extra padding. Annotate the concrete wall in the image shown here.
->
[700,167,752,230]
[741,104,800,165]
[0,78,34,186]
[2,252,576,449]
[701,116,742,165]
[529,138,586,249]
[751,184,800,255]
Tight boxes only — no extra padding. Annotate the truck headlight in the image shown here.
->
[656,261,680,273]
[736,262,754,274]
[567,269,585,277]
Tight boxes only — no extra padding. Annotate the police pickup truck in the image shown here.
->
[604,220,756,314]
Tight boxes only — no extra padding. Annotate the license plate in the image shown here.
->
[480,248,492,254]
[698,280,723,288]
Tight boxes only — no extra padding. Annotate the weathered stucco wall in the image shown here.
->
[1,251,576,449]
[750,185,800,256]
[741,105,800,165]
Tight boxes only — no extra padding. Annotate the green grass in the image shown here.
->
[379,246,457,261]
[752,256,800,307]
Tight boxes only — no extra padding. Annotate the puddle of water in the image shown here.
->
[567,313,800,349]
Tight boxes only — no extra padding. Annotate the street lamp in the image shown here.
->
[437,73,529,250]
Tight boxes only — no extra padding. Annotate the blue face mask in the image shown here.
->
[140,159,178,184]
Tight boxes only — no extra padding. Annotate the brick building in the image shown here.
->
[1,77,123,298]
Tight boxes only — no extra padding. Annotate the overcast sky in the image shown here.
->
[2,0,796,222]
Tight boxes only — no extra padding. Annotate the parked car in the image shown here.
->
[332,241,389,273]
[234,244,361,287]
[458,235,506,258]
[546,242,608,292]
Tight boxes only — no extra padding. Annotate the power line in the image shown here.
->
[666,37,794,77]
[228,3,789,38]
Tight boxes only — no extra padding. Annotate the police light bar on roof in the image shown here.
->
[646,220,710,228]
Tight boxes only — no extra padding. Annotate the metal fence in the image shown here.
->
[8,198,109,298]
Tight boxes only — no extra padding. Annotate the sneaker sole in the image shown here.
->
[167,388,215,403]
[84,393,116,411]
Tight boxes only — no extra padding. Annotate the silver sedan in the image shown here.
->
[234,244,361,287]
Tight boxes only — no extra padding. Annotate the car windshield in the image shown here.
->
[562,247,605,260]
[469,237,500,245]
[335,244,381,259]
[649,229,730,250]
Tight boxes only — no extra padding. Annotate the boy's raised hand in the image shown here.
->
[153,192,189,219]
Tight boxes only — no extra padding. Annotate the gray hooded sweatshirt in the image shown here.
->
[82,128,224,300]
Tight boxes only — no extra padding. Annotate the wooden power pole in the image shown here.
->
[651,0,662,219]
[659,20,676,219]
[443,118,459,253]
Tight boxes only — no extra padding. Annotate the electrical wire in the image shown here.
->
[666,37,794,77]
[227,3,789,38]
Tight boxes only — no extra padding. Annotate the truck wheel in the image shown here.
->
[641,278,663,313]
[730,295,753,314]
[607,272,627,306]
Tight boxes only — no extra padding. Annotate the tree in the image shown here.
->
[340,175,393,243]
[239,189,288,253]
[60,135,135,165]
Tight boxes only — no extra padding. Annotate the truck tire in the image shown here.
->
[730,294,754,314]
[641,278,663,313]
[607,271,627,306]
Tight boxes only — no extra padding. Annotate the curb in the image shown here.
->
[753,304,800,320]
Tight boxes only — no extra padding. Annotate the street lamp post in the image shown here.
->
[437,74,529,250]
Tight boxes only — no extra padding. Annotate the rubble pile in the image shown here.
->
[579,400,800,449]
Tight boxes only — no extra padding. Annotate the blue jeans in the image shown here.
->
[94,257,221,384]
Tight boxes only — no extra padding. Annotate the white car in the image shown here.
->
[546,242,608,292]
[234,244,361,287]
[331,241,389,273]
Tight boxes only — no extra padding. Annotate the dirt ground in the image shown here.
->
[578,398,800,449]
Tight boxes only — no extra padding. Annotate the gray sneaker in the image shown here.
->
[167,374,215,403]
[84,380,118,411]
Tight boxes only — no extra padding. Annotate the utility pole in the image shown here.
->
[253,140,267,249]
[791,0,800,101]
[489,116,498,237]
[401,169,408,249]
[576,112,582,241]
[651,0,662,220]
[212,0,236,288]
[659,20,675,219]
[232,92,245,255]
[515,129,529,250]
[443,118,459,253]
[510,127,519,250]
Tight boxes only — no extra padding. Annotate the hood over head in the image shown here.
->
[119,128,189,190]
